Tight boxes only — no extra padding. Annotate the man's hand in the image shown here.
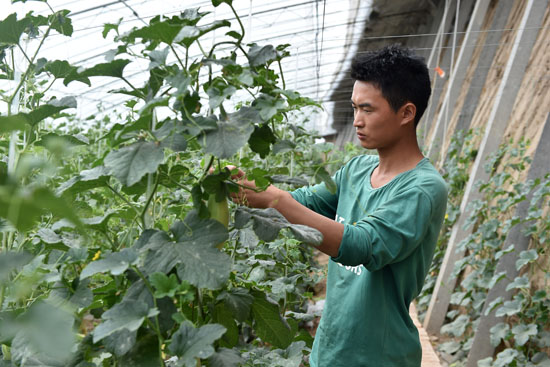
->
[224,165,282,209]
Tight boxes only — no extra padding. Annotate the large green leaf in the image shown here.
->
[0,13,29,45]
[206,83,236,110]
[92,299,158,343]
[216,288,254,322]
[49,10,73,36]
[495,298,524,317]
[140,233,179,276]
[0,97,76,133]
[57,165,110,196]
[149,272,179,298]
[493,349,519,367]
[129,21,183,45]
[140,212,230,289]
[248,124,276,158]
[251,291,293,349]
[171,210,228,246]
[35,132,89,152]
[248,44,278,67]
[234,207,323,245]
[10,302,76,366]
[490,322,509,347]
[171,211,230,289]
[212,0,233,7]
[516,249,538,271]
[174,237,231,290]
[203,107,258,158]
[104,329,137,357]
[511,323,537,346]
[213,303,239,348]
[82,210,125,231]
[80,248,138,279]
[0,251,32,283]
[118,332,161,366]
[166,72,192,97]
[208,348,243,367]
[254,94,286,121]
[63,59,131,85]
[41,59,90,85]
[148,47,169,69]
[505,275,530,291]
[0,185,82,232]
[168,322,226,367]
[28,96,76,125]
[0,114,28,133]
[100,113,152,145]
[174,20,230,48]
[440,315,469,337]
[69,278,93,309]
[104,140,164,186]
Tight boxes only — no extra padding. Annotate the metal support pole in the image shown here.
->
[423,0,548,335]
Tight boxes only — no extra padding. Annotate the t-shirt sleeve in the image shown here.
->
[289,168,342,219]
[331,185,439,271]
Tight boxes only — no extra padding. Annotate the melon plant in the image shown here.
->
[0,1,356,366]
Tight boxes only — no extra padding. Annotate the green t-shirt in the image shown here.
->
[291,154,447,367]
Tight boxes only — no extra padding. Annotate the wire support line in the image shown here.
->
[40,0,338,39]
[117,0,148,26]
[37,3,372,65]
[55,20,548,72]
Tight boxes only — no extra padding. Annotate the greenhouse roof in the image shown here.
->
[4,0,373,135]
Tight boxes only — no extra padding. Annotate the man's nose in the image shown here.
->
[353,115,363,127]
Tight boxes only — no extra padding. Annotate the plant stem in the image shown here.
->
[141,175,160,229]
[170,45,185,70]
[277,59,286,90]
[199,155,215,181]
[121,76,145,99]
[106,184,141,217]
[9,25,52,106]
[196,288,204,322]
[196,41,208,58]
[0,283,5,311]
[16,44,32,65]
[133,266,165,367]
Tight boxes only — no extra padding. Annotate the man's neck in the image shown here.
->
[370,140,424,188]
[377,146,424,174]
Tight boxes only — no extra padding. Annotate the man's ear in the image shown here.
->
[400,102,416,126]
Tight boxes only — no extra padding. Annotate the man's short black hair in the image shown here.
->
[351,44,431,127]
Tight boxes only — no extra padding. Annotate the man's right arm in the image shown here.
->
[244,184,345,257]
[229,170,342,256]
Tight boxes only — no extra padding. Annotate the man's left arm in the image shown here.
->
[332,185,446,271]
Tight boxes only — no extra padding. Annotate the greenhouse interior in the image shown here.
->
[0,0,549,366]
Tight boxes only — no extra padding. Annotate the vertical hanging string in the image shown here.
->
[314,0,320,100]
[443,0,460,161]
[247,0,252,43]
[8,71,22,176]
[423,0,451,145]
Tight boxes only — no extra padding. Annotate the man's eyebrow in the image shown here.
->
[350,100,373,108]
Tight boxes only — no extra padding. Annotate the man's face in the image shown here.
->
[351,80,404,150]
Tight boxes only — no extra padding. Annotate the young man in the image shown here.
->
[231,44,447,367]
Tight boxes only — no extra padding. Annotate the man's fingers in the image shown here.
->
[224,165,245,179]
[208,165,245,179]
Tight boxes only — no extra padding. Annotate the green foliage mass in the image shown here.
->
[417,130,550,366]
[0,2,363,365]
